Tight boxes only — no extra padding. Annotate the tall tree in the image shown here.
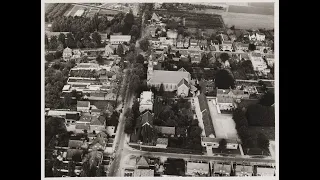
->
[117,44,124,56]
[139,38,150,52]
[218,139,227,153]
[159,83,164,96]
[92,32,101,46]
[58,33,66,47]
[80,161,90,177]
[257,133,270,150]
[215,69,235,89]
[96,164,106,177]
[96,54,104,64]
[136,54,145,64]
[220,53,230,62]
[49,35,58,49]
[45,34,49,47]
[129,25,139,39]
[67,161,76,177]
[66,33,76,48]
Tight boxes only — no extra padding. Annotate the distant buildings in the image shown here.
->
[110,35,131,45]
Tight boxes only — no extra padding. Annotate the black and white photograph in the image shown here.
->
[42,0,278,178]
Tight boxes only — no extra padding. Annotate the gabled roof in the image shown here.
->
[154,126,175,135]
[151,12,160,22]
[97,131,108,138]
[90,118,104,126]
[187,162,209,174]
[75,124,90,130]
[197,93,215,137]
[134,169,154,177]
[66,149,83,161]
[140,111,153,126]
[148,70,190,84]
[213,163,232,173]
[156,138,168,145]
[77,101,90,107]
[68,140,84,148]
[92,137,106,147]
[178,67,187,72]
[177,78,190,88]
[136,156,149,166]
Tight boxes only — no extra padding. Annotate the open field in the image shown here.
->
[207,99,239,140]
[65,5,84,17]
[221,12,274,29]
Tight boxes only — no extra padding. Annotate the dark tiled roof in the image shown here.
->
[177,78,190,88]
[140,111,153,126]
[156,138,168,145]
[154,126,175,135]
[66,113,80,120]
[197,93,215,137]
[201,137,238,144]
[68,140,84,148]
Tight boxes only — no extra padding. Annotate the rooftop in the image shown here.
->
[68,140,83,149]
[140,91,153,105]
[148,70,190,84]
[154,126,175,135]
[110,35,131,42]
[201,137,238,144]
[177,78,190,88]
[187,162,209,174]
[77,101,90,107]
[134,169,154,177]
[156,137,169,145]
[198,93,215,137]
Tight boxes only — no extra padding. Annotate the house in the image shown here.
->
[190,52,202,64]
[190,39,199,48]
[139,91,154,113]
[220,41,233,52]
[199,39,208,49]
[265,54,274,67]
[216,89,249,111]
[186,161,210,176]
[256,167,275,176]
[77,101,91,112]
[248,32,256,41]
[235,165,253,176]
[201,137,239,150]
[136,156,150,167]
[176,40,184,48]
[235,43,249,51]
[90,117,105,133]
[104,44,114,56]
[72,49,82,59]
[147,68,191,96]
[249,51,268,71]
[156,138,168,148]
[75,123,90,134]
[68,140,84,149]
[256,33,266,41]
[154,126,175,136]
[134,169,154,177]
[177,78,190,97]
[47,110,80,118]
[63,47,73,61]
[150,12,160,23]
[166,29,178,40]
[65,113,80,124]
[184,37,190,48]
[110,35,131,45]
[212,163,232,176]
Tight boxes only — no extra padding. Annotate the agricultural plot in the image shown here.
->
[228,5,274,15]
[65,5,85,17]
[221,12,274,29]
[86,8,100,18]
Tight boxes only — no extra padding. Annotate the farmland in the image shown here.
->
[154,9,225,29]
[221,12,274,29]
[228,5,274,15]
[45,3,72,20]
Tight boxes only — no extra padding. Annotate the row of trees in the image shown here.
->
[246,104,275,127]
[45,60,78,108]
[232,108,270,150]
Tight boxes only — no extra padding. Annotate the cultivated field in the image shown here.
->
[207,99,239,140]
[221,12,274,29]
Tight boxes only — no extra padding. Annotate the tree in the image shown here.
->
[80,161,90,177]
[67,161,76,177]
[55,50,63,59]
[129,25,139,39]
[199,53,209,68]
[76,41,83,49]
[220,53,230,62]
[248,43,256,51]
[92,32,101,46]
[159,83,164,96]
[259,91,274,106]
[124,115,134,134]
[96,54,104,64]
[257,133,270,150]
[215,69,235,89]
[117,44,124,56]
[246,104,275,127]
[177,26,184,35]
[218,139,227,153]
[139,38,150,52]
[49,35,58,49]
[66,33,76,48]
[45,34,49,47]
[96,164,106,177]
[58,33,66,47]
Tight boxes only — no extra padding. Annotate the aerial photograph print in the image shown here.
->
[43,1,277,178]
